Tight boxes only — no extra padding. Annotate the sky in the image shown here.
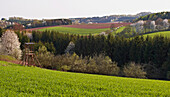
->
[0,0,169,19]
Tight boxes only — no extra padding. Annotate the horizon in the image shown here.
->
[1,0,169,20]
[0,11,167,20]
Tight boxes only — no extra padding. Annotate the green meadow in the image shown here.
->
[0,61,170,97]
[38,26,109,35]
[142,31,170,38]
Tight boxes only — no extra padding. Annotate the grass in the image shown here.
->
[111,26,126,35]
[142,31,170,38]
[116,26,126,33]
[38,26,109,35]
[0,55,16,61]
[0,61,170,96]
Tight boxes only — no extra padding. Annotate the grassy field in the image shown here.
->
[0,61,170,96]
[142,31,170,38]
[38,26,109,35]
[116,26,126,33]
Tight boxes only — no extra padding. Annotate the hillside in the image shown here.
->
[142,31,170,38]
[37,26,109,35]
[70,12,152,23]
[35,23,130,35]
[135,11,170,21]
[0,61,170,96]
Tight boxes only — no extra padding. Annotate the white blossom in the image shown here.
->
[150,21,156,31]
[65,42,75,54]
[163,19,169,29]
[0,30,22,59]
[135,20,144,33]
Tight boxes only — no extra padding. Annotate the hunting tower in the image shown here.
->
[22,43,40,66]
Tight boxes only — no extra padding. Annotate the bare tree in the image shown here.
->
[0,30,22,59]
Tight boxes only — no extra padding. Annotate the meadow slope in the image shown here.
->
[0,61,170,96]
[143,31,170,38]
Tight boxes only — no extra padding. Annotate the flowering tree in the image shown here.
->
[163,19,169,30]
[65,41,75,54]
[135,20,144,33]
[150,21,156,31]
[0,30,22,59]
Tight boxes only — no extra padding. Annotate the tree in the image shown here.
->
[0,30,22,59]
[156,18,163,30]
[65,41,75,54]
[135,20,144,34]
[150,21,156,31]
[163,19,169,30]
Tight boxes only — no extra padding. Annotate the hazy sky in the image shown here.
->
[0,0,169,19]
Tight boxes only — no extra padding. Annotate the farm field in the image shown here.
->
[38,26,109,35]
[0,61,170,97]
[59,23,131,29]
[142,31,170,38]
[26,23,131,35]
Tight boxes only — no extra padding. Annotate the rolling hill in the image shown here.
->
[33,23,130,35]
[0,61,170,96]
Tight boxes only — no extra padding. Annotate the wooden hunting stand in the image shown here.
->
[22,43,40,66]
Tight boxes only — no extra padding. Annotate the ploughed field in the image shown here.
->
[0,61,170,96]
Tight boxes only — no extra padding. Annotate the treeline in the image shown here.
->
[32,30,170,79]
[7,17,72,29]
[135,12,170,21]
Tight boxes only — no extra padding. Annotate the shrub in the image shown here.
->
[36,46,54,68]
[123,62,146,78]
[93,55,120,75]
[71,56,87,73]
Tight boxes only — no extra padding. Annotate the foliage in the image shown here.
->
[0,61,170,96]
[123,62,146,78]
[36,46,54,68]
[0,30,22,59]
[31,30,170,79]
[135,11,170,21]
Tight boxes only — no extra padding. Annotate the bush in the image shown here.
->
[71,56,88,73]
[36,46,54,68]
[92,55,120,75]
[123,62,146,78]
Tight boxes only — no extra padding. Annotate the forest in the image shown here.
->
[31,30,170,80]
[135,12,170,21]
